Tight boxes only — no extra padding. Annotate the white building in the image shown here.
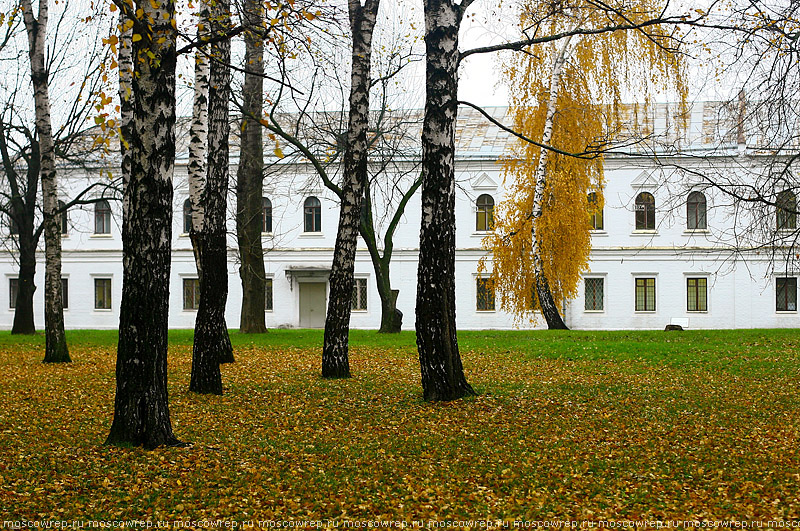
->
[2,104,798,330]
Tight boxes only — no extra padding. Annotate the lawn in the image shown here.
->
[1,328,799,522]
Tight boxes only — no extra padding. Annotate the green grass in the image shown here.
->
[1,328,799,520]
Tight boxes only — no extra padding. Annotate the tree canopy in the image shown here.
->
[485,0,688,322]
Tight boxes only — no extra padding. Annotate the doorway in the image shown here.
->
[299,282,326,328]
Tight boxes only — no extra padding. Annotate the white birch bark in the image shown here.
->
[21,0,69,362]
[188,12,209,237]
[321,0,380,378]
[415,0,476,401]
[107,0,180,448]
[529,33,576,329]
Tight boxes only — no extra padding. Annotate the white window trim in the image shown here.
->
[774,274,798,313]
[473,273,496,313]
[265,274,275,313]
[61,274,70,312]
[683,273,710,314]
[90,274,114,312]
[632,273,658,314]
[179,275,200,312]
[351,277,369,313]
[583,274,607,314]
[6,274,17,311]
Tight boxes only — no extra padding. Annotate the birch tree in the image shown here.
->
[486,0,686,326]
[190,0,233,394]
[415,0,476,402]
[20,0,68,362]
[321,0,380,378]
[106,0,182,448]
[415,0,700,401]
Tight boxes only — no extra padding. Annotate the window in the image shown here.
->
[304,197,321,232]
[94,200,112,234]
[476,277,495,311]
[588,192,604,231]
[635,277,656,312]
[777,190,797,230]
[183,199,192,234]
[9,278,17,309]
[58,200,68,236]
[94,278,112,310]
[584,277,604,311]
[183,278,200,310]
[777,277,797,311]
[687,191,707,230]
[476,194,495,231]
[351,278,367,311]
[263,197,272,233]
[635,192,655,230]
[687,277,707,312]
[265,278,273,312]
[61,278,69,309]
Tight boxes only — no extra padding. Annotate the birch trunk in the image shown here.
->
[235,0,267,334]
[322,0,380,378]
[21,0,69,362]
[530,35,574,331]
[190,0,233,394]
[106,1,181,448]
[188,5,208,280]
[416,0,475,401]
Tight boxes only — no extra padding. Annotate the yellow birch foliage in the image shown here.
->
[485,0,687,322]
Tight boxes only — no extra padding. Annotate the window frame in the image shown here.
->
[588,192,604,231]
[776,276,798,312]
[634,277,656,312]
[94,199,112,235]
[182,277,200,310]
[94,277,112,311]
[686,191,707,230]
[61,277,69,310]
[183,199,193,234]
[265,277,274,312]
[776,190,797,230]
[584,277,605,312]
[475,194,495,232]
[9,277,18,310]
[634,192,656,231]
[686,277,708,312]
[351,277,368,312]
[476,276,496,312]
[303,196,322,233]
[262,197,273,234]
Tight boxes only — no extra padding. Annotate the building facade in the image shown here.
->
[2,105,798,330]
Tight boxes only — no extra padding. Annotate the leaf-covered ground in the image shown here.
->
[1,329,799,520]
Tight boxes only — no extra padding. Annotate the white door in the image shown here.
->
[299,282,326,328]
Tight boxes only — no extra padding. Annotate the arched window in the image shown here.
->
[262,197,272,233]
[777,190,797,230]
[475,194,494,231]
[686,191,707,230]
[58,200,68,235]
[183,199,192,234]
[588,192,603,231]
[94,199,111,234]
[635,192,655,230]
[304,196,321,232]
